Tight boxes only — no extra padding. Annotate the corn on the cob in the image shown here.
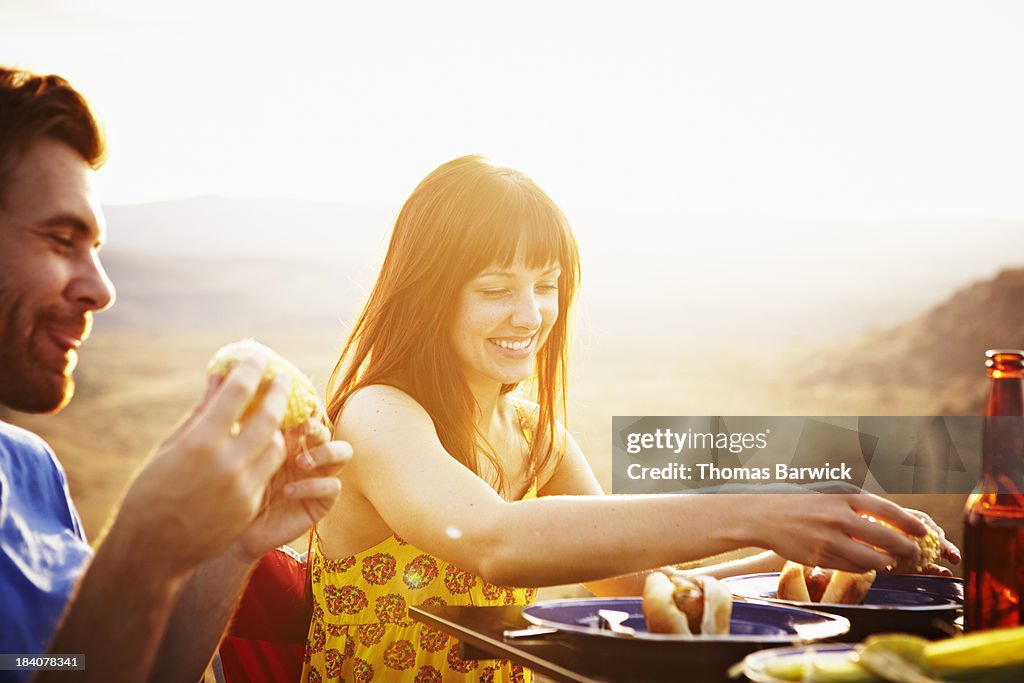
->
[866,516,942,572]
[902,526,941,573]
[925,625,1024,671]
[208,339,321,429]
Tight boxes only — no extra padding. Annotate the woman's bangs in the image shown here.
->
[485,191,570,272]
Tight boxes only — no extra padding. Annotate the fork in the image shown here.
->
[597,609,637,636]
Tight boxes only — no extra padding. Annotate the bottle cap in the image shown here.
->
[985,349,1024,375]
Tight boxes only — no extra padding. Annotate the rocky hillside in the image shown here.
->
[790,268,1024,415]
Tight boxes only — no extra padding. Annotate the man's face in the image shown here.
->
[0,138,114,413]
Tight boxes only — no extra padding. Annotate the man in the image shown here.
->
[0,67,350,682]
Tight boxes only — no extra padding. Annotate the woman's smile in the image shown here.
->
[489,334,536,353]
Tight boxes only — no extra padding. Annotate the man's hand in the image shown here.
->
[141,399,350,683]
[232,420,351,562]
[115,355,291,578]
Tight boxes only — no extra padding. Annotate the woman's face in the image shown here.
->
[450,258,561,389]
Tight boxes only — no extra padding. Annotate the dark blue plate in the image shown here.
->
[522,597,849,643]
[520,597,849,677]
[723,573,963,641]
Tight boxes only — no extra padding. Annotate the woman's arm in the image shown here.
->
[536,422,780,595]
[334,386,927,588]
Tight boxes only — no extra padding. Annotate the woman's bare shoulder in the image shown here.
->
[333,384,432,438]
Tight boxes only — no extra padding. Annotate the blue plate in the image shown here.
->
[522,597,849,643]
[520,597,849,677]
[723,573,963,641]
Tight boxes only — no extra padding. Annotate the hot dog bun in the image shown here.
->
[777,561,811,602]
[777,560,876,605]
[642,572,732,636]
[821,568,876,604]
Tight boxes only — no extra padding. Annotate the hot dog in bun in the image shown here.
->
[776,561,876,605]
[642,572,732,636]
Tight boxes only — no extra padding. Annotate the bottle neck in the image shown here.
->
[982,375,1024,491]
[985,376,1024,417]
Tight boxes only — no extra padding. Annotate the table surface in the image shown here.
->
[409,604,746,683]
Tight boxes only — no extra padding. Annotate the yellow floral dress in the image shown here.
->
[303,406,540,682]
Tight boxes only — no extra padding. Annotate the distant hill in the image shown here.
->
[791,268,1024,414]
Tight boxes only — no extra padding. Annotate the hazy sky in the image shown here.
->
[2,1,1023,218]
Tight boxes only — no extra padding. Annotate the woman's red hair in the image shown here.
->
[325,155,580,495]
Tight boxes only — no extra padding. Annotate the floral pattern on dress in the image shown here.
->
[418,625,449,653]
[403,554,439,590]
[324,584,368,616]
[414,665,443,683]
[446,643,479,673]
[374,593,408,624]
[308,619,325,655]
[324,648,342,679]
[352,657,374,683]
[357,622,386,647]
[383,639,416,670]
[303,528,538,683]
[344,634,356,660]
[325,555,356,574]
[443,564,477,595]
[481,581,503,600]
[361,552,398,585]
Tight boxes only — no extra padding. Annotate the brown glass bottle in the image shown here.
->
[964,349,1024,631]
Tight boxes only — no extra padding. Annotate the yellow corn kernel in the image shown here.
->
[866,516,942,572]
[904,526,941,573]
[208,339,321,429]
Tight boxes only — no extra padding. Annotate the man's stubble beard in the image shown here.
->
[0,295,76,414]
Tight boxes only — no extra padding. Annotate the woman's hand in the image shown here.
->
[233,420,351,563]
[748,493,929,574]
[889,508,960,577]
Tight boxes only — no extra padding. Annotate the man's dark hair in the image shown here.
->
[0,67,105,201]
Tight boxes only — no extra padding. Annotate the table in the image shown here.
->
[409,604,743,683]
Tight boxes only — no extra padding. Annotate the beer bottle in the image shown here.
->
[963,349,1024,631]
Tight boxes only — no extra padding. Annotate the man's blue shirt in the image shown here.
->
[0,421,92,677]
